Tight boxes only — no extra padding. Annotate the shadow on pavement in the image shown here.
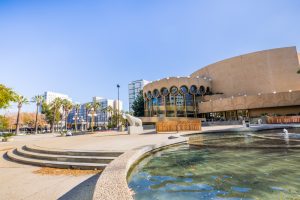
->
[58,173,101,200]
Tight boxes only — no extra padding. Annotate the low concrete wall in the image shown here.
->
[267,116,300,124]
[92,136,187,200]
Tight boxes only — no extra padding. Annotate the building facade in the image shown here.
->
[43,91,72,104]
[143,47,300,122]
[68,97,123,128]
[128,79,149,112]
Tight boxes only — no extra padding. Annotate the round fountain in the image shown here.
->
[128,128,300,199]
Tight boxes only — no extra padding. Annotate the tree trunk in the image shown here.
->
[75,118,77,132]
[15,105,21,135]
[51,109,56,133]
[86,110,89,131]
[65,111,68,130]
[34,104,39,134]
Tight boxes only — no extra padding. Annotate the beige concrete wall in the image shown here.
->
[191,47,300,97]
[198,90,300,113]
[249,106,300,117]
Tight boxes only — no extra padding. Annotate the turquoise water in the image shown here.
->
[128,131,300,199]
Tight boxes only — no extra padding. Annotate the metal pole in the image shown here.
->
[117,84,120,129]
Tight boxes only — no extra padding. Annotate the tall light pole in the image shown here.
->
[117,84,120,129]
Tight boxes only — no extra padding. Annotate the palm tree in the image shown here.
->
[91,101,101,131]
[15,95,29,134]
[32,95,43,134]
[62,99,73,130]
[85,103,92,130]
[50,98,62,133]
[105,105,113,128]
[74,104,81,132]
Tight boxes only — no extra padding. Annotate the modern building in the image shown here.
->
[128,79,149,112]
[43,91,72,104]
[113,99,123,113]
[142,47,300,122]
[68,97,123,128]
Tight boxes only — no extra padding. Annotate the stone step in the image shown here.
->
[16,147,115,164]
[24,144,123,157]
[7,150,107,170]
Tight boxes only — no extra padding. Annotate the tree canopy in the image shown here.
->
[0,84,17,109]
[131,91,145,117]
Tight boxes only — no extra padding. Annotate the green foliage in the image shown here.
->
[0,115,9,130]
[15,95,29,108]
[0,84,17,109]
[32,95,43,106]
[110,112,126,128]
[3,133,13,138]
[41,99,61,125]
[131,91,145,117]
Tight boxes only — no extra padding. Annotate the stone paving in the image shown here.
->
[0,130,184,200]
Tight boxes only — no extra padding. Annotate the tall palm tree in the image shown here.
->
[32,95,43,134]
[62,99,73,130]
[105,105,113,127]
[15,95,29,134]
[74,104,81,132]
[85,103,92,130]
[50,97,62,133]
[92,101,101,130]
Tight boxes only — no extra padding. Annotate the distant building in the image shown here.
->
[43,91,72,104]
[113,99,123,113]
[68,96,123,128]
[128,79,149,112]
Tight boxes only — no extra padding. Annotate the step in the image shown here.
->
[7,150,107,170]
[25,145,123,157]
[16,147,115,164]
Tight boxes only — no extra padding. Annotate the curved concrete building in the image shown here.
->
[143,47,300,121]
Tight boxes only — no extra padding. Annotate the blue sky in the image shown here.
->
[0,0,299,112]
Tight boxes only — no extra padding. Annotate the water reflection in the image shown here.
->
[128,129,300,200]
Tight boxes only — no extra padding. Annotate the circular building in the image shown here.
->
[143,46,300,122]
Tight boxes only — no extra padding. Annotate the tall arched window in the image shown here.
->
[199,86,205,95]
[190,85,197,94]
[180,85,189,95]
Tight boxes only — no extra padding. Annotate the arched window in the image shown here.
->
[180,85,188,95]
[190,85,197,94]
[147,91,152,99]
[161,87,169,96]
[170,86,178,95]
[199,85,205,95]
[153,89,160,98]
[206,87,210,94]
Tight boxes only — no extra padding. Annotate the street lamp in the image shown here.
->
[117,84,120,129]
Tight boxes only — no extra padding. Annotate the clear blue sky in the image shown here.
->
[0,0,299,112]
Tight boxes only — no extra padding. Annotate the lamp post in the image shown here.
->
[117,84,120,129]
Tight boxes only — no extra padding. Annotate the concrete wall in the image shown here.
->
[191,47,300,97]
[198,90,300,113]
[143,76,211,97]
[249,106,300,117]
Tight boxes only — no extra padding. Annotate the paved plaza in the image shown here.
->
[0,129,188,200]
